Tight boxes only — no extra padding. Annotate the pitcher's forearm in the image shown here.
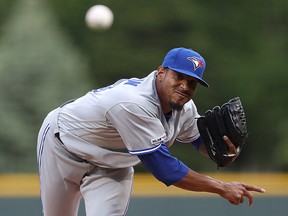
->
[173,169,224,194]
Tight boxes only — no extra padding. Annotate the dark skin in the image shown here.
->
[155,66,265,206]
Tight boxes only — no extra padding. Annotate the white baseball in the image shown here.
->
[85,5,114,30]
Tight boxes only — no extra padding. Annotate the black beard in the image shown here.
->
[169,101,183,111]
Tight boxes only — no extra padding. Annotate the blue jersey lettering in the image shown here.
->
[124,79,142,86]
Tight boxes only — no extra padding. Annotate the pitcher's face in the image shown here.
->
[156,67,198,113]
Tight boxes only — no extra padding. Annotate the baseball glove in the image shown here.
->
[197,97,248,167]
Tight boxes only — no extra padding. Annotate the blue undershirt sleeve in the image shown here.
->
[190,136,203,151]
[137,142,189,186]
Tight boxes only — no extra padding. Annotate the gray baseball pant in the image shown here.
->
[37,109,134,216]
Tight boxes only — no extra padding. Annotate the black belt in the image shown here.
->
[55,132,63,144]
[54,132,87,162]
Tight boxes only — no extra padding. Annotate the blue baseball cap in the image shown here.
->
[162,47,209,87]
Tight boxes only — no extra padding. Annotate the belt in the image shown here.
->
[54,132,88,163]
[55,132,63,144]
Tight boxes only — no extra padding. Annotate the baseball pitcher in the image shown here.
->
[37,47,265,216]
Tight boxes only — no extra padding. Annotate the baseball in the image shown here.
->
[85,5,114,30]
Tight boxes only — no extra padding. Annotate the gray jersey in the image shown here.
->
[56,71,200,168]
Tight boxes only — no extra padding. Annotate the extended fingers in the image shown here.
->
[223,182,265,207]
[243,190,254,207]
[228,183,265,207]
[242,184,265,206]
[242,183,266,193]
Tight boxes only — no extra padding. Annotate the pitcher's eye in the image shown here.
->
[188,80,197,89]
[176,73,184,80]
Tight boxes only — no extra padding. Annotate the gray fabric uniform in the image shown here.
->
[37,71,200,216]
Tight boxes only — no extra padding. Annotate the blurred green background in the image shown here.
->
[0,0,287,173]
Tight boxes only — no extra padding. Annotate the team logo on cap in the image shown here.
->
[187,57,204,70]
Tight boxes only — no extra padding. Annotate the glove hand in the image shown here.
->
[197,97,248,167]
[223,135,239,156]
